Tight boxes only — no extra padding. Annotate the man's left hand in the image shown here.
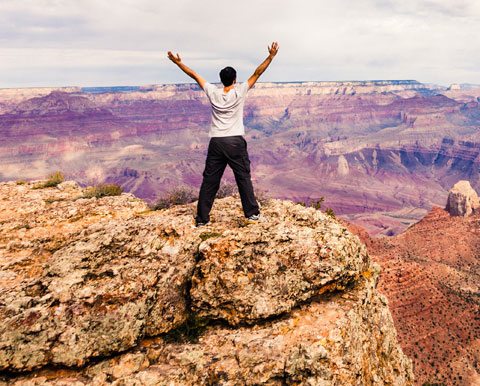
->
[167,51,182,65]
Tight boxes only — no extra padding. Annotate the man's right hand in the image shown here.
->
[268,42,279,58]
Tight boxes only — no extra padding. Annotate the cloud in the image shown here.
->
[0,0,479,87]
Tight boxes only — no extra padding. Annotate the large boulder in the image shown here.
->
[445,180,480,216]
[190,199,369,325]
[0,181,199,371]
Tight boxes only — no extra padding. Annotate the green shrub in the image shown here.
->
[151,186,198,210]
[312,198,325,210]
[15,180,27,185]
[13,222,31,230]
[82,183,123,199]
[297,197,335,218]
[44,197,67,204]
[32,171,65,189]
[297,197,324,209]
[325,207,336,218]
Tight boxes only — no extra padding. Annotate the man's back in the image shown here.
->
[167,41,278,226]
[203,81,249,138]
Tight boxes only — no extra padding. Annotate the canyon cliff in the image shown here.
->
[345,182,480,385]
[1,81,480,235]
[0,179,414,385]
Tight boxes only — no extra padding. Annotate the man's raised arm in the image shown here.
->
[167,51,207,90]
[247,42,279,89]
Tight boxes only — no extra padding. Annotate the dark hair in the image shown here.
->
[219,66,236,86]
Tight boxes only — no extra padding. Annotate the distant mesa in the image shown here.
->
[445,180,480,216]
[447,83,461,91]
[447,83,480,91]
[11,91,112,117]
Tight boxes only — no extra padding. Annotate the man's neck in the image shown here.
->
[223,83,236,93]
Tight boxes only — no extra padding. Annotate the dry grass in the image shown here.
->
[325,207,336,219]
[254,188,271,206]
[297,196,335,218]
[151,186,198,210]
[151,183,269,210]
[32,171,65,189]
[216,182,237,198]
[82,183,123,199]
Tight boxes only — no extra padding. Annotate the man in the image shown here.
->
[167,42,279,226]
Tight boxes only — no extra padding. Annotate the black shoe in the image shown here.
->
[247,214,260,221]
[195,221,210,227]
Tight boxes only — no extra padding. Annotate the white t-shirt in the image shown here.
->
[203,81,250,137]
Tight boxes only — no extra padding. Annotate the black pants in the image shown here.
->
[196,135,260,223]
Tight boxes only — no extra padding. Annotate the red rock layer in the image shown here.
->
[345,208,480,385]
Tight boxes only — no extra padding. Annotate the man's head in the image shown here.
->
[219,66,236,87]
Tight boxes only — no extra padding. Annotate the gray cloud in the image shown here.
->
[0,0,479,87]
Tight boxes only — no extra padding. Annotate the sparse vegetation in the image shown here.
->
[15,180,27,185]
[297,196,336,217]
[255,188,271,206]
[82,183,123,199]
[297,197,324,209]
[151,186,198,210]
[216,182,237,198]
[325,207,336,218]
[199,231,221,241]
[150,184,269,210]
[44,197,67,204]
[32,171,65,189]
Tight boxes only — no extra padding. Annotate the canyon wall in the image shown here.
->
[345,193,480,385]
[1,81,480,235]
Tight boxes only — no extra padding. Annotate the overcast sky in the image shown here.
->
[1,0,479,87]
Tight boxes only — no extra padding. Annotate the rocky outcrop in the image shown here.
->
[0,180,414,385]
[445,180,480,216]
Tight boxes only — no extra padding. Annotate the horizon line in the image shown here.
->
[1,79,464,91]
